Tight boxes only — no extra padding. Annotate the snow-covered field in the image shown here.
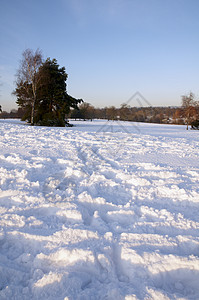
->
[0,119,199,300]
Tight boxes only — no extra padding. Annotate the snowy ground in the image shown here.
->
[0,119,199,300]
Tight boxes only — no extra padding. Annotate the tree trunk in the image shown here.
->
[31,100,35,125]
[31,84,37,125]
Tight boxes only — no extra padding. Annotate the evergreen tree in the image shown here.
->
[35,58,82,126]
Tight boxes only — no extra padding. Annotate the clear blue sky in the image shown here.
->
[0,0,199,111]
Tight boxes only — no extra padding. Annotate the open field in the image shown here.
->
[0,119,199,299]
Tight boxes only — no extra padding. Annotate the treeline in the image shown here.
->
[1,103,199,126]
[70,92,199,127]
[69,102,199,125]
[0,108,24,119]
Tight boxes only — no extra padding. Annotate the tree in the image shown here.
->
[14,50,82,126]
[173,108,184,124]
[35,58,82,126]
[181,92,199,130]
[119,104,131,120]
[13,48,43,125]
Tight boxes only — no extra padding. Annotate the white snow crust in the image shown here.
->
[0,119,199,299]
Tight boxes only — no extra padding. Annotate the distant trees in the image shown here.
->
[181,92,199,130]
[119,104,131,120]
[13,49,82,126]
[105,106,118,120]
[0,105,2,113]
[69,95,199,128]
[69,105,180,124]
[71,102,95,120]
[0,107,25,119]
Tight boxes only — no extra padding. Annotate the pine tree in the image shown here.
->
[36,58,82,126]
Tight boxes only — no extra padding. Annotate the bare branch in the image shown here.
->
[14,48,43,125]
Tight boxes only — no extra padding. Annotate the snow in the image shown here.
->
[0,118,199,299]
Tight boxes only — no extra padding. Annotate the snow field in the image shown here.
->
[0,119,199,299]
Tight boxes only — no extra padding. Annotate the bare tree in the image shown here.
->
[106,106,117,120]
[181,92,199,130]
[14,49,43,125]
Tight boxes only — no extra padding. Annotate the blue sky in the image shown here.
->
[0,0,199,111]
